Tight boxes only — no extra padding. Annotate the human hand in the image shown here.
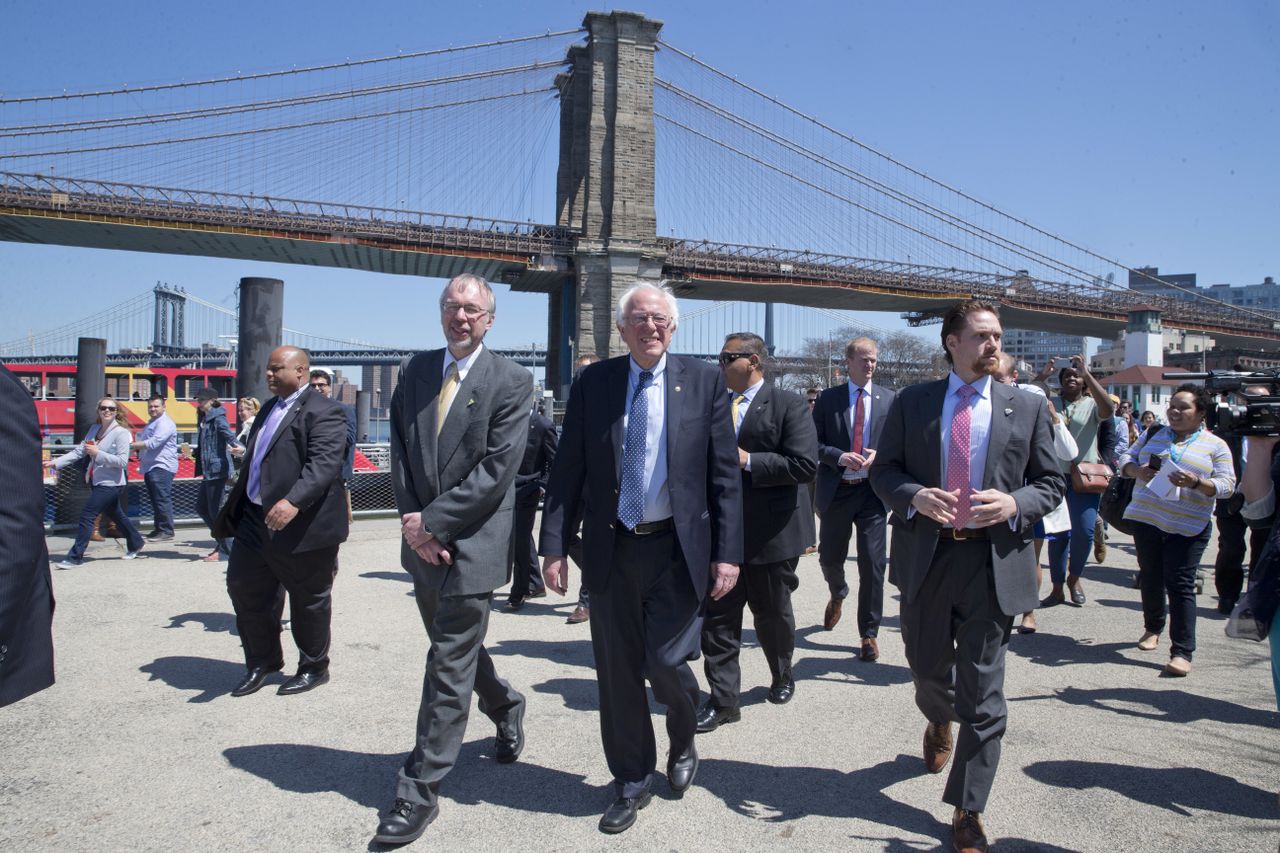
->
[543,556,568,595]
[265,498,299,531]
[1034,357,1057,382]
[401,512,431,550]
[85,443,100,458]
[839,451,870,471]
[709,562,740,600]
[738,447,749,469]
[413,537,452,565]
[911,487,960,524]
[969,489,1018,526]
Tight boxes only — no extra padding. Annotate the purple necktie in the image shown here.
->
[947,385,977,529]
[246,399,287,504]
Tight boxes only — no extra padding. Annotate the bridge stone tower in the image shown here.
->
[547,11,666,394]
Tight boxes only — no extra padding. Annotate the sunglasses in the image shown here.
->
[717,352,754,366]
[99,406,117,412]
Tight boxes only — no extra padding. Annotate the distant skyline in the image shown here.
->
[2,1,1276,358]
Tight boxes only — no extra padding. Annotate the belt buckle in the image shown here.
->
[949,527,971,540]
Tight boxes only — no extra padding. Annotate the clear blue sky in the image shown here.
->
[1,1,1276,359]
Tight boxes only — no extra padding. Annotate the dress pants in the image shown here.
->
[701,557,799,709]
[508,500,545,601]
[197,477,231,559]
[818,481,888,637]
[1214,506,1267,606]
[900,540,1012,813]
[143,467,175,535]
[396,582,522,808]
[1132,520,1212,661]
[225,502,338,672]
[591,527,701,799]
[567,527,590,609]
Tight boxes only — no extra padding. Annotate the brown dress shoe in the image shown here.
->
[952,808,989,853]
[566,606,590,624]
[860,637,879,662]
[822,597,843,630]
[923,721,954,774]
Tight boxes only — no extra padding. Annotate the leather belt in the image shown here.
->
[618,517,674,536]
[838,479,870,488]
[940,527,989,542]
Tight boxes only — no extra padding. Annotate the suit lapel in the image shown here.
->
[922,379,948,487]
[415,350,445,476]
[984,381,1015,487]
[664,355,686,474]
[262,390,306,459]
[609,357,629,486]
[437,348,490,470]
[738,381,769,445]
[834,383,852,451]
[868,383,888,446]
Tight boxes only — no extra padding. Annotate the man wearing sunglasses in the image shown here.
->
[308,369,357,523]
[697,333,816,733]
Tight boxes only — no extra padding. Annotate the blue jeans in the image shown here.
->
[1271,609,1280,713]
[143,468,175,535]
[1048,482,1100,585]
[68,484,144,561]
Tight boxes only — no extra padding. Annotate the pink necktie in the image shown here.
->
[947,385,977,529]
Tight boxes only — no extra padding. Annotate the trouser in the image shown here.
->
[143,467,175,535]
[818,482,888,637]
[900,540,1012,813]
[225,502,339,671]
[1213,507,1267,606]
[508,501,545,600]
[197,477,231,559]
[1048,482,1100,584]
[567,530,590,609]
[701,557,799,709]
[1271,608,1280,714]
[1132,520,1212,661]
[396,582,522,809]
[68,484,144,561]
[591,527,701,799]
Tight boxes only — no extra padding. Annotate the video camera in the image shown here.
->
[1168,370,1280,437]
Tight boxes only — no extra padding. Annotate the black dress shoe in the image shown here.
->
[507,597,525,611]
[598,791,652,834]
[767,678,795,705]
[277,668,329,695]
[230,663,283,697]
[495,697,526,763]
[373,798,438,845]
[695,702,741,733]
[667,743,698,795]
[145,530,174,540]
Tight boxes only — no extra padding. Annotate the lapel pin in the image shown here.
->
[1004,407,1013,415]
[467,398,476,407]
[675,385,682,392]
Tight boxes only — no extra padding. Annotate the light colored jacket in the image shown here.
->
[54,422,133,486]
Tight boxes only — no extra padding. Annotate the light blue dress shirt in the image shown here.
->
[621,354,672,522]
[136,411,178,474]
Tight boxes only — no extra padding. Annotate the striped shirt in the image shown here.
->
[1118,426,1235,536]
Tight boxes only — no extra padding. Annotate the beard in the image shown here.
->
[972,353,1000,376]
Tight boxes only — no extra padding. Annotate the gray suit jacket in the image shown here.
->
[869,378,1064,616]
[813,381,895,512]
[390,346,533,596]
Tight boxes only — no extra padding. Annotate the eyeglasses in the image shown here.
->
[717,352,754,366]
[442,301,491,319]
[98,406,117,412]
[309,382,329,389]
[625,313,671,328]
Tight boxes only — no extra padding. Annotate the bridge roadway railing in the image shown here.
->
[0,171,576,259]
[660,238,1280,337]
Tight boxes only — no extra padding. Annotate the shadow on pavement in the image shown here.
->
[1007,635,1165,671]
[531,676,599,711]
[1023,761,1278,818]
[699,753,946,844]
[359,571,413,583]
[487,637,595,668]
[1013,685,1279,729]
[139,655,247,703]
[165,611,237,634]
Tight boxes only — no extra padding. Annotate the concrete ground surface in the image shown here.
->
[4,517,1278,852]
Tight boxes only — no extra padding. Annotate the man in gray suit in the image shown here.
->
[813,336,895,662]
[870,300,1063,853]
[375,273,533,846]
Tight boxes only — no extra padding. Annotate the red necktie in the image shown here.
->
[947,385,977,529]
[851,388,865,455]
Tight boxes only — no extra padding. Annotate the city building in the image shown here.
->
[361,363,401,418]
[1102,365,1190,421]
[1000,328,1085,373]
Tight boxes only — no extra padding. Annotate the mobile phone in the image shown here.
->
[1146,455,1163,471]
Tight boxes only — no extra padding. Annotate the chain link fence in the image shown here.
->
[43,443,399,531]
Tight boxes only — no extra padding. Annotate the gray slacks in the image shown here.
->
[900,539,1012,813]
[396,581,523,808]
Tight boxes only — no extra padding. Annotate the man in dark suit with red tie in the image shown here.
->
[214,346,350,698]
[813,336,895,661]
[540,283,742,835]
[0,364,55,708]
[870,301,1063,853]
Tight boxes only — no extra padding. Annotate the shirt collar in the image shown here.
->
[278,385,307,410]
[629,353,667,382]
[947,371,992,399]
[738,376,765,402]
[847,378,872,396]
[445,343,484,378]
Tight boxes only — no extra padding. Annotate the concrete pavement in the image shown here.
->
[3,517,1277,851]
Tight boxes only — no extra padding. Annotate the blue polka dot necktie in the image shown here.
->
[617,370,653,530]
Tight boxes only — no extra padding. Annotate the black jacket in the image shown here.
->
[515,411,557,506]
[736,382,818,564]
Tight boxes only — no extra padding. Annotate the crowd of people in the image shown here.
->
[4,274,1279,853]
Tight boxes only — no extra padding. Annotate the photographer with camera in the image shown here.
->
[1117,384,1235,677]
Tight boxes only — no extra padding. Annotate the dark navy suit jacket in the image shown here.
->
[540,354,744,601]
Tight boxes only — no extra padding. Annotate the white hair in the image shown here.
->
[614,282,680,331]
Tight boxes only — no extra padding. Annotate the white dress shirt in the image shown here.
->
[621,354,672,522]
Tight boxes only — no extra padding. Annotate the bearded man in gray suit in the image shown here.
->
[375,273,533,846]
[870,300,1063,853]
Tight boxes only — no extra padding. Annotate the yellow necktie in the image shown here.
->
[438,362,459,435]
[732,394,747,433]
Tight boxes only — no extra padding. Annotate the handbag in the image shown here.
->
[1097,424,1163,535]
[1070,461,1113,494]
